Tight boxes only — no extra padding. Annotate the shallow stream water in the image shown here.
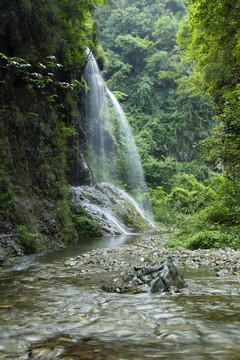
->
[0,233,240,360]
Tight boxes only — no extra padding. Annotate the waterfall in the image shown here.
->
[106,89,147,195]
[83,50,153,222]
[84,51,108,176]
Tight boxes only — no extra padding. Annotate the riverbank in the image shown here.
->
[65,228,240,281]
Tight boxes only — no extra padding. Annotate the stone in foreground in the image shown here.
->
[102,258,185,294]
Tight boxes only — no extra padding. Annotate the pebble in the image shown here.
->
[64,234,240,278]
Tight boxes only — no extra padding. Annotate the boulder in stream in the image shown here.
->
[102,257,185,294]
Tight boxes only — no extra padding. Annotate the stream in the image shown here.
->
[0,232,240,360]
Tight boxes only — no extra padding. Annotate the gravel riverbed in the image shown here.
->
[65,231,240,281]
[1,229,240,360]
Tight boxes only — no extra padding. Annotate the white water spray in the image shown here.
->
[106,89,147,195]
[83,50,154,223]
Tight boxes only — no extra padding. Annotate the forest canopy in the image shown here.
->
[95,0,214,164]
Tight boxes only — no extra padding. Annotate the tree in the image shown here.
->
[96,0,214,162]
[177,0,240,193]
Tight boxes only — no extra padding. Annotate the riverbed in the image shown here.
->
[0,230,240,359]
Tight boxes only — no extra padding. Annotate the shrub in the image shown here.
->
[186,230,239,250]
[150,186,177,224]
[143,156,177,191]
[72,215,103,237]
[169,173,216,214]
[17,225,39,254]
[169,187,193,213]
[165,215,240,250]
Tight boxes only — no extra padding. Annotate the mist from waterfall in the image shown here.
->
[106,89,147,197]
[84,50,152,216]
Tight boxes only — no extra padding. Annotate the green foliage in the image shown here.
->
[164,175,240,249]
[16,225,40,254]
[175,161,214,182]
[53,183,76,240]
[149,165,216,225]
[0,0,107,249]
[150,186,175,224]
[168,0,240,248]
[72,215,103,237]
[143,156,177,191]
[169,173,215,212]
[152,15,178,51]
[96,0,214,161]
[177,0,240,199]
[201,89,240,184]
[187,231,239,250]
[166,229,240,250]
[0,52,82,102]
[177,0,240,99]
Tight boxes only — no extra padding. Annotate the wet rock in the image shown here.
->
[0,226,24,266]
[216,268,229,277]
[82,253,91,258]
[102,258,185,294]
[64,258,79,267]
[71,182,152,235]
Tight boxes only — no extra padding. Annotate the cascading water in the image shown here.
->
[84,51,120,186]
[78,50,154,233]
[106,89,147,195]
[84,51,109,177]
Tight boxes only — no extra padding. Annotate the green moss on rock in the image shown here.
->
[72,215,103,238]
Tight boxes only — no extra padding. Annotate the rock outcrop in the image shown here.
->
[102,258,185,294]
[71,182,153,235]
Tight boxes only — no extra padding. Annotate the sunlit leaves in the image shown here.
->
[0,53,32,70]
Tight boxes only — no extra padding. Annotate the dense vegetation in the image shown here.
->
[165,0,240,249]
[95,0,214,164]
[96,0,240,249]
[0,0,107,254]
[0,0,239,256]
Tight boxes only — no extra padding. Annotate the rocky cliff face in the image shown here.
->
[0,0,114,265]
[0,103,78,264]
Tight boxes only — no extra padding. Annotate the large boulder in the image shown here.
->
[71,182,153,235]
[102,258,185,294]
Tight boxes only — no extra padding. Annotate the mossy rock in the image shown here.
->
[113,202,150,232]
[72,215,103,237]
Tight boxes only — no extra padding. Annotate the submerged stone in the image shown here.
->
[102,257,185,294]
